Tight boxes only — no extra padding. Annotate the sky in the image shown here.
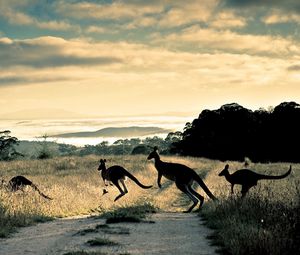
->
[0,0,300,118]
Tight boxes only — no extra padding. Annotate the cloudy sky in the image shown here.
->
[0,0,300,118]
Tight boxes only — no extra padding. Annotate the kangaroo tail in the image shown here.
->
[123,169,152,189]
[31,183,53,200]
[193,172,217,201]
[258,165,292,180]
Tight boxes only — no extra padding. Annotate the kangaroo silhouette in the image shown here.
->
[2,175,52,200]
[219,164,292,197]
[97,159,152,202]
[147,147,217,213]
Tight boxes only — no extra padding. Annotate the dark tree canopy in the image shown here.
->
[174,102,300,162]
[0,130,23,160]
[131,145,150,155]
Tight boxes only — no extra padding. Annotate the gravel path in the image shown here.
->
[0,213,217,255]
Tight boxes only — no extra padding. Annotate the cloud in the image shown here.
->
[222,0,300,26]
[0,1,74,31]
[55,1,164,20]
[0,36,123,68]
[0,35,297,90]
[223,0,300,11]
[210,10,247,28]
[0,35,295,75]
[157,0,219,27]
[263,10,300,24]
[0,1,299,116]
[36,20,74,31]
[3,8,33,25]
[0,35,294,87]
[0,74,76,86]
[287,65,300,71]
[0,35,299,118]
[55,0,219,29]
[86,26,110,34]
[155,25,300,57]
[221,0,300,28]
[123,16,158,29]
[105,1,243,29]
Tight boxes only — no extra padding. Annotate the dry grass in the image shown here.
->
[0,155,212,237]
[1,155,299,255]
[203,161,300,255]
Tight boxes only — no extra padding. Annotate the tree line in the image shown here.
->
[173,101,300,162]
[0,132,181,160]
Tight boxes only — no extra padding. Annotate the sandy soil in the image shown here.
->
[0,213,217,255]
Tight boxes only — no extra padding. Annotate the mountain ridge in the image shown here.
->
[50,126,171,138]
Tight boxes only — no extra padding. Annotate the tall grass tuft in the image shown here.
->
[0,191,52,237]
[100,202,157,223]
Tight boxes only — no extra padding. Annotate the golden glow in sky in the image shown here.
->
[0,0,300,118]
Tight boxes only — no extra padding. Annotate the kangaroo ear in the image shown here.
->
[104,159,106,162]
[153,146,158,151]
[100,159,103,163]
[225,164,229,169]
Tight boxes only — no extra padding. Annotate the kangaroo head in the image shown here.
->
[98,159,107,171]
[147,146,159,160]
[218,164,229,176]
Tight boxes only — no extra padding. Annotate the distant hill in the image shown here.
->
[51,126,171,138]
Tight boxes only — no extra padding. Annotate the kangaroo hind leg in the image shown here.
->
[187,185,204,210]
[176,182,198,213]
[120,179,128,194]
[112,180,126,202]
[241,185,251,198]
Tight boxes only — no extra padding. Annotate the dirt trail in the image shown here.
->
[0,213,217,255]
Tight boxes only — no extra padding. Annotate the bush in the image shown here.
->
[100,202,157,224]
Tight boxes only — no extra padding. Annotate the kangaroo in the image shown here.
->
[97,159,152,201]
[219,164,292,197]
[2,175,52,200]
[147,147,217,213]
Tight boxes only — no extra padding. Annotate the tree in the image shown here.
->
[58,143,78,156]
[174,102,300,162]
[36,134,54,159]
[165,131,182,154]
[131,145,150,155]
[0,130,23,160]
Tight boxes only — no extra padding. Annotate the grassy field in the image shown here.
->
[0,155,215,236]
[0,155,299,254]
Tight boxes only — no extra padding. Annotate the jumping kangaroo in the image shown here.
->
[2,176,52,200]
[97,159,152,201]
[147,147,217,213]
[219,164,292,197]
